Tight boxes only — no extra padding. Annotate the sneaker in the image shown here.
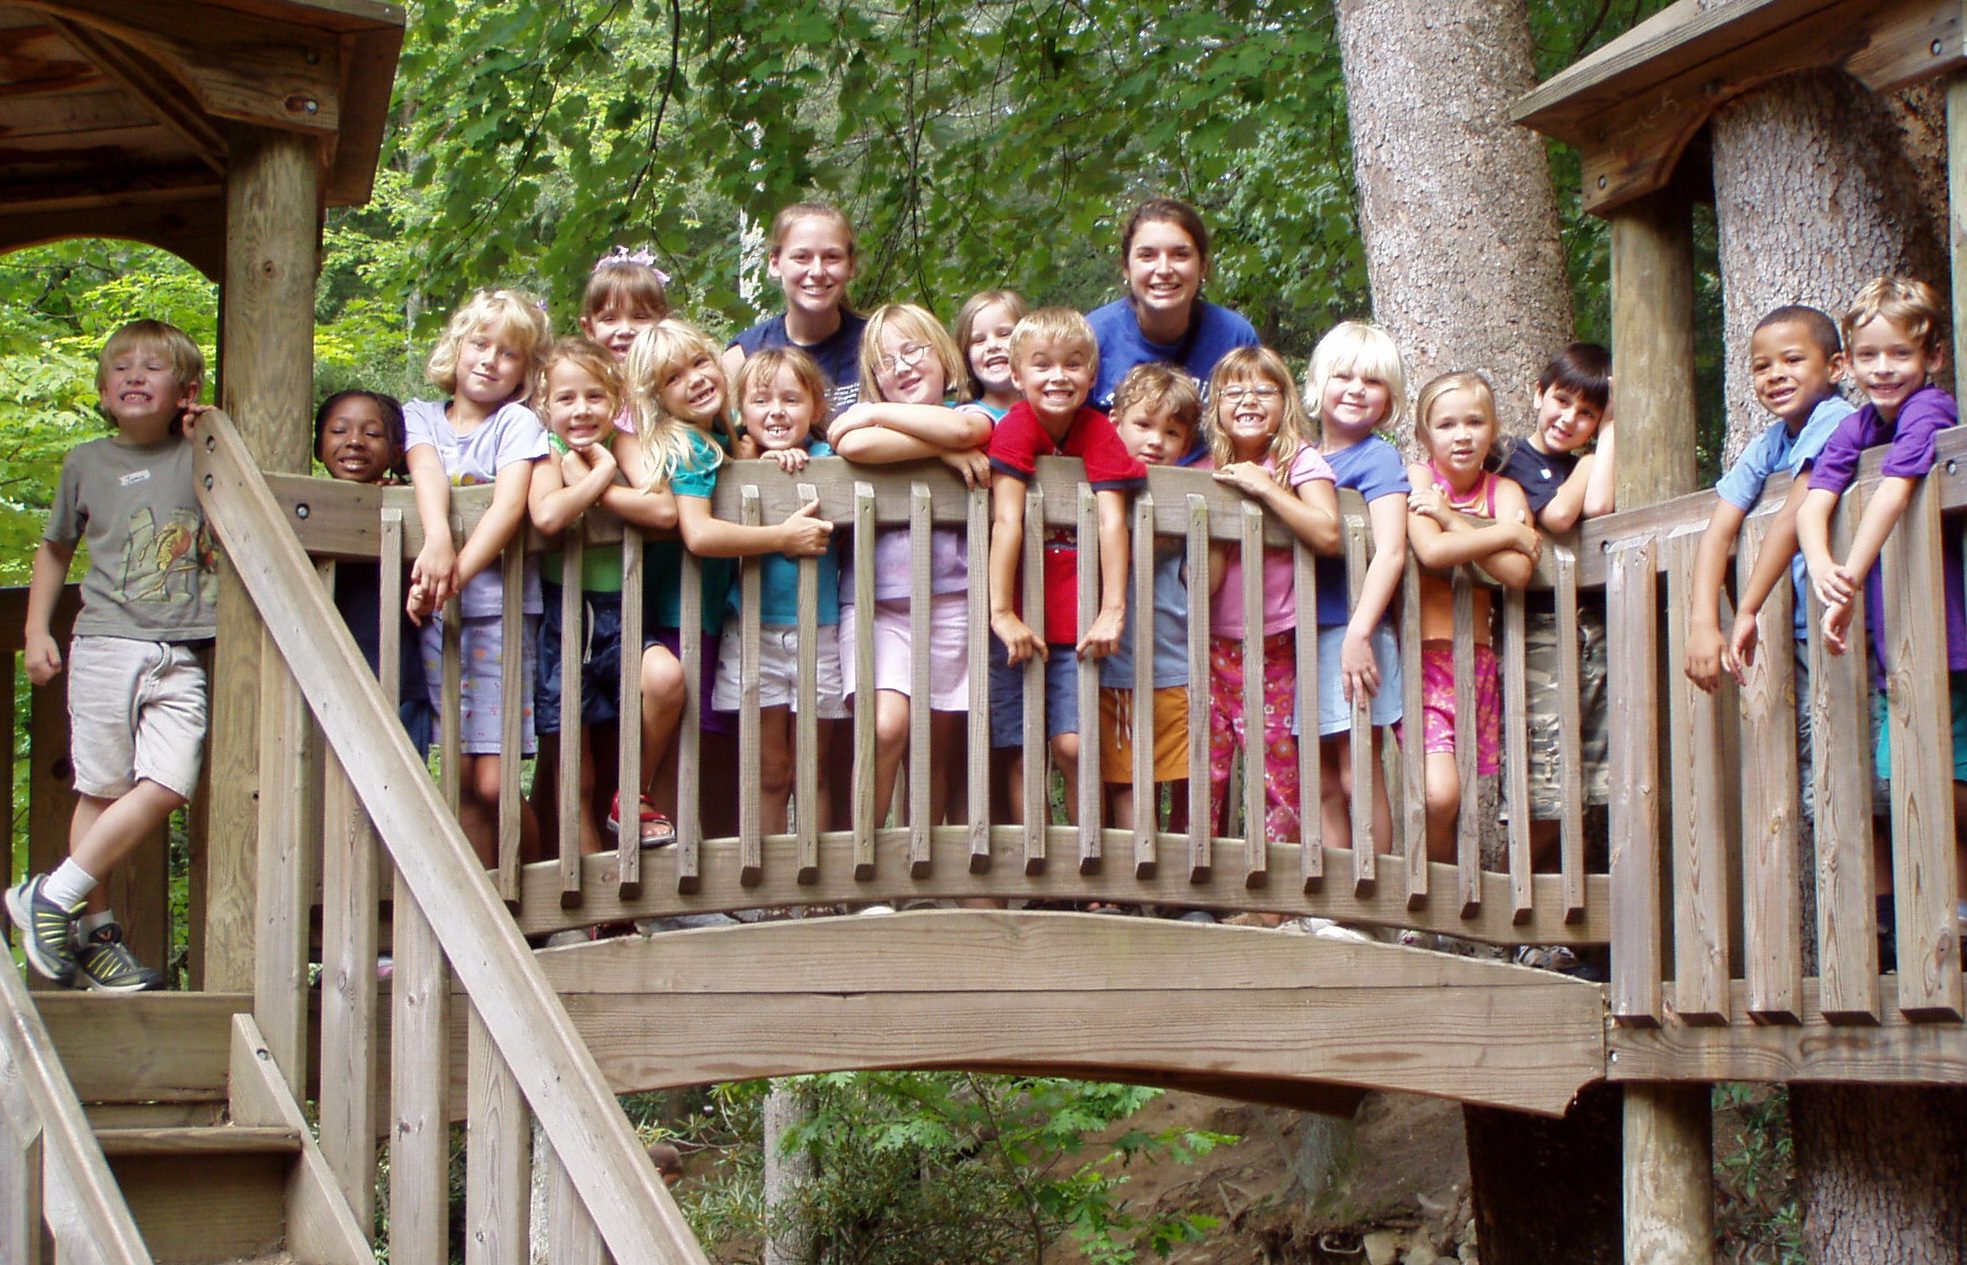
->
[1514,944,1580,973]
[5,876,79,986]
[74,922,164,993]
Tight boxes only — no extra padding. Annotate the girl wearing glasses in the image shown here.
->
[827,304,994,829]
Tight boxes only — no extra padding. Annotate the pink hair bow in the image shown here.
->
[595,245,670,288]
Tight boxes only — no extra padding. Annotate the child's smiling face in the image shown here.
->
[543,360,619,449]
[318,395,399,483]
[872,325,948,405]
[741,363,818,452]
[1419,387,1496,486]
[99,342,196,435]
[966,301,1018,400]
[658,351,727,428]
[582,303,660,361]
[1116,403,1189,467]
[1012,337,1096,427]
[1847,313,1940,420]
[1750,319,1844,428]
[1217,375,1286,460]
[1318,365,1392,441]
[455,323,530,409]
[1531,383,1602,454]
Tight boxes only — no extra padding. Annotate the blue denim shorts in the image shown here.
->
[987,633,1083,748]
[536,584,624,735]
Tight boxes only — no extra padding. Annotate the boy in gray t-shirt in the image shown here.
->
[6,320,216,992]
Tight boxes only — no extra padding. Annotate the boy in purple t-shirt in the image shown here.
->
[1797,275,1967,938]
[987,307,1147,824]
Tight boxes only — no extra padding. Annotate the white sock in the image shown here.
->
[76,908,115,937]
[41,860,98,911]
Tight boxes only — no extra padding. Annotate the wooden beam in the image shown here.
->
[0,196,226,280]
[1623,1083,1713,1264]
[44,15,227,172]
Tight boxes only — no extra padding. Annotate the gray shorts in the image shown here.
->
[67,636,208,800]
[1518,605,1609,819]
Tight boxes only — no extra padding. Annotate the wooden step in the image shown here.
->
[31,991,248,1106]
[96,1124,303,1157]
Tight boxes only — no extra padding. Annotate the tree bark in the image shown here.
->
[764,1081,815,1265]
[1462,1084,1622,1264]
[1334,0,1575,434]
[1790,1084,1967,1260]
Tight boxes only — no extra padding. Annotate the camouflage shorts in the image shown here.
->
[1515,604,1609,819]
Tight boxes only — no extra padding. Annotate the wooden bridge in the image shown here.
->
[4,1,1967,1263]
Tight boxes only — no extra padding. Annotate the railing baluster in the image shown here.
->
[1813,489,1881,1021]
[1399,560,1426,907]
[254,627,310,1093]
[1132,491,1157,877]
[558,531,584,909]
[1186,494,1213,883]
[1295,541,1322,891]
[966,485,992,872]
[1344,518,1376,891]
[1736,515,1803,1023]
[911,482,934,876]
[616,524,645,901]
[1606,537,1662,1025]
[852,483,877,879]
[1880,478,1964,1019]
[1240,503,1267,886]
[0,1103,40,1265]
[1554,547,1587,918]
[547,1142,607,1265]
[1077,485,1103,874]
[1501,588,1532,922]
[739,487,764,885]
[497,541,525,904]
[676,551,704,893]
[1665,531,1731,1023]
[795,481,821,883]
[466,1006,531,1265]
[318,750,378,1233]
[390,880,449,1265]
[1453,569,1489,918]
[1021,486,1047,873]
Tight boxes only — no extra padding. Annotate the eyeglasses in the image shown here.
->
[875,342,931,377]
[1218,384,1282,404]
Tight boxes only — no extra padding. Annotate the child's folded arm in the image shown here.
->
[675,491,831,559]
[1580,416,1616,518]
[527,446,617,536]
[830,400,992,453]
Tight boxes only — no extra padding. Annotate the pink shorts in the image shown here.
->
[1421,641,1499,775]
[837,594,970,711]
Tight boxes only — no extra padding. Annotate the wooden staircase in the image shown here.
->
[9,984,371,1265]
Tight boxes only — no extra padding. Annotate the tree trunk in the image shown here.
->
[1333,5,1616,1259]
[1705,45,1960,1265]
[1334,0,1575,434]
[1790,1084,1967,1260]
[764,1081,815,1265]
[1709,69,1951,459]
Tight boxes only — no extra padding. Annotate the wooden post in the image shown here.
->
[206,125,319,990]
[1610,189,1711,1262]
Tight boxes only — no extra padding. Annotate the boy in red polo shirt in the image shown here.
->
[987,306,1147,822]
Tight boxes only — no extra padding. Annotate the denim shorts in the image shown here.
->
[987,633,1083,747]
[1306,622,1403,738]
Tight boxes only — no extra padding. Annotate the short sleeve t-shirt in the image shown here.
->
[540,434,628,594]
[1086,299,1259,465]
[1313,435,1409,627]
[1807,384,1967,677]
[1715,393,1854,640]
[1210,445,1338,638]
[645,426,735,635]
[1494,436,1579,517]
[988,402,1147,645]
[840,403,986,603]
[404,399,548,618]
[46,434,218,641]
[731,439,842,626]
[730,312,868,417]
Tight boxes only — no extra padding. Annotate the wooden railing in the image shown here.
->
[193,411,705,1265]
[1592,429,1967,1072]
[0,948,152,1263]
[266,451,1611,947]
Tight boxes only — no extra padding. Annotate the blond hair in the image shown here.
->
[1305,320,1407,438]
[769,202,858,264]
[1208,346,1310,469]
[1009,307,1098,376]
[623,318,731,490]
[425,289,551,403]
[858,304,964,403]
[1843,275,1946,357]
[1111,362,1201,445]
[541,337,626,421]
[1412,371,1499,461]
[952,289,1028,402]
[96,320,204,398]
[737,348,832,440]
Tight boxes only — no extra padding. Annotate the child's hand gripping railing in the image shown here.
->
[1597,435,1964,1050]
[194,409,705,1265]
[0,954,152,1263]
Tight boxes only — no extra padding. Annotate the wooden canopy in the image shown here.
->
[1514,0,1966,215]
[0,0,402,278]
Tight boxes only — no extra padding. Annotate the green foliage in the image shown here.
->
[688,1074,1230,1265]
[1712,1083,1805,1264]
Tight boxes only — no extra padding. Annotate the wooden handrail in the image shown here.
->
[0,950,153,1264]
[192,409,706,1265]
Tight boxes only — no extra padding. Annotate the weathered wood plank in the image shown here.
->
[1452,570,1489,917]
[795,482,822,881]
[1734,516,1804,1023]
[497,542,524,904]
[389,884,448,1265]
[253,633,311,1093]
[465,1008,529,1265]
[1240,502,1267,886]
[1665,531,1731,1023]
[1344,519,1376,891]
[738,489,764,885]
[547,1143,607,1265]
[1553,548,1589,918]
[616,525,645,900]
[852,484,878,878]
[911,482,934,876]
[1606,537,1663,1025]
[1132,491,1158,875]
[676,553,704,894]
[966,486,992,872]
[1186,495,1213,883]
[1296,542,1323,891]
[557,533,584,908]
[1501,588,1533,914]
[318,753,378,1232]
[1021,486,1047,872]
[1400,561,1428,907]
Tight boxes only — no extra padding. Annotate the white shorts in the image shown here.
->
[837,594,970,711]
[711,623,849,718]
[67,636,208,800]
